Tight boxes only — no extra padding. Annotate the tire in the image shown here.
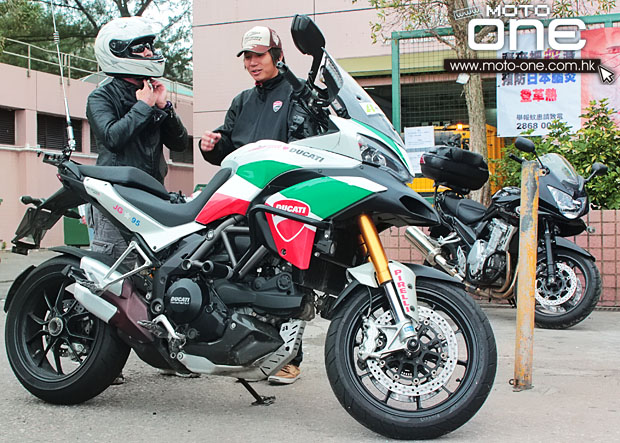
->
[534,248,601,329]
[325,279,497,440]
[5,255,130,404]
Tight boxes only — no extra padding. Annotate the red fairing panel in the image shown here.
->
[266,199,316,269]
[195,193,250,225]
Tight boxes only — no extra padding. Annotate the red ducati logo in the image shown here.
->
[272,199,310,242]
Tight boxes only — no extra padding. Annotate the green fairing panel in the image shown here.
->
[236,161,300,188]
[280,177,373,219]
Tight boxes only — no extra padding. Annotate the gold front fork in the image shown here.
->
[357,214,415,331]
[358,214,392,285]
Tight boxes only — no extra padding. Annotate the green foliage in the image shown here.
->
[490,99,620,209]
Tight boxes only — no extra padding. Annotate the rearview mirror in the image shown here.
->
[291,14,325,57]
[515,137,536,153]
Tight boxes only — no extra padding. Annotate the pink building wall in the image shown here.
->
[0,62,194,248]
[192,0,390,186]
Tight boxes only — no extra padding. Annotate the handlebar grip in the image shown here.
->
[276,61,305,94]
[21,196,43,206]
[509,153,524,164]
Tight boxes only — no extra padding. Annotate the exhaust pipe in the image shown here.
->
[74,256,154,342]
[404,227,463,281]
[70,256,125,323]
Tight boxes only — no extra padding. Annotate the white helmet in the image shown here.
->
[95,16,165,78]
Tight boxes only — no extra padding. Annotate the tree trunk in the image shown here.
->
[464,74,490,205]
[445,0,490,205]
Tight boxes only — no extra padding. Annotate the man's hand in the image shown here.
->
[136,79,157,107]
[151,79,168,109]
[200,130,222,152]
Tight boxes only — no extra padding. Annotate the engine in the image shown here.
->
[466,218,517,285]
[162,268,305,366]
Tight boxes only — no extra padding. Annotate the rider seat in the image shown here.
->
[441,194,487,225]
[78,165,232,227]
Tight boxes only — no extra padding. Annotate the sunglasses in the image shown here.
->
[129,41,154,54]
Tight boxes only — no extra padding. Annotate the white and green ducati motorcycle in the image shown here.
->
[4,15,496,440]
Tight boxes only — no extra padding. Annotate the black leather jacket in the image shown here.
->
[87,78,188,183]
[201,74,316,165]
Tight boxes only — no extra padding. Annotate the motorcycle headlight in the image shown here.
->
[357,134,412,182]
[547,185,585,219]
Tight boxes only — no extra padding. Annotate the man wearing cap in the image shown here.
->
[199,25,312,165]
[199,26,310,384]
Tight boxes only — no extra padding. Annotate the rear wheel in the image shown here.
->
[325,279,497,439]
[534,248,601,329]
[5,255,130,404]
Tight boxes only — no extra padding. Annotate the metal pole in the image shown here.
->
[513,160,541,391]
[391,33,401,133]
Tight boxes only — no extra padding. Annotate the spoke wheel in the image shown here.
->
[325,279,497,440]
[5,255,130,404]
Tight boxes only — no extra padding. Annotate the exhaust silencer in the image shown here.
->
[73,284,117,323]
[404,227,462,280]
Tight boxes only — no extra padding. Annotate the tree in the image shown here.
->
[0,0,192,84]
[359,0,616,204]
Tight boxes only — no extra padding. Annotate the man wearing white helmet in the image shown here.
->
[200,25,316,385]
[87,16,191,383]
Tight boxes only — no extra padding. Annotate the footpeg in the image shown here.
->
[137,320,168,338]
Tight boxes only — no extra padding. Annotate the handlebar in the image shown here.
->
[276,61,306,95]
[509,153,524,164]
[21,196,43,206]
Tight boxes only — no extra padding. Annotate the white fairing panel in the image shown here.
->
[84,178,203,252]
[221,138,361,172]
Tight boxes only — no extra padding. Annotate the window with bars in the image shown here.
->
[170,136,194,164]
[0,108,16,145]
[90,127,98,154]
[37,114,82,152]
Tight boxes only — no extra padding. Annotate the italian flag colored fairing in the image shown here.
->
[195,140,386,269]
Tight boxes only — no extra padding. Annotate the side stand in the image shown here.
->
[237,378,275,406]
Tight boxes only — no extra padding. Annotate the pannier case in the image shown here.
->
[420,146,489,192]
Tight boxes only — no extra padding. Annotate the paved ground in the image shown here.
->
[0,250,619,442]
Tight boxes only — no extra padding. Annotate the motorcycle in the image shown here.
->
[405,137,607,329]
[3,15,496,440]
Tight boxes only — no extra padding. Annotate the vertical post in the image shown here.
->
[391,33,401,133]
[27,44,31,77]
[513,160,540,391]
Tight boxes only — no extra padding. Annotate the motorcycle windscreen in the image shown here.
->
[265,198,317,269]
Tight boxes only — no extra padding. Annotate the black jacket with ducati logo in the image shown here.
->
[201,74,300,166]
[87,77,188,184]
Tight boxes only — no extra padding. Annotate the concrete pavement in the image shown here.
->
[1,249,619,442]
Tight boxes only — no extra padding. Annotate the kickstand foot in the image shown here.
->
[237,378,275,406]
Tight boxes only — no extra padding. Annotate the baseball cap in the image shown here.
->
[236,26,282,57]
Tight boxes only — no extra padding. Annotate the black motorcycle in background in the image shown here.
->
[405,137,608,329]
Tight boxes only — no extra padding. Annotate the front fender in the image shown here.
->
[321,261,462,320]
[553,238,595,261]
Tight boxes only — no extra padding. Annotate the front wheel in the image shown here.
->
[325,279,497,440]
[5,255,130,404]
[534,248,601,329]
